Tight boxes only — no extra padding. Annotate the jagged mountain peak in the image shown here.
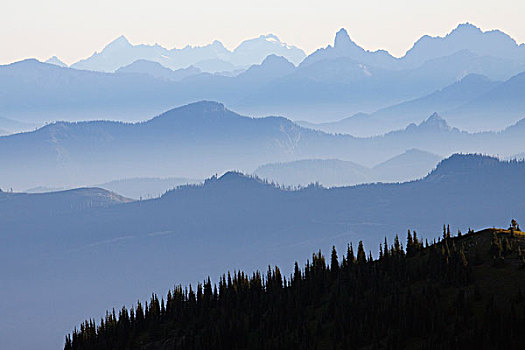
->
[334,28,351,46]
[404,22,524,67]
[420,113,450,129]
[45,56,67,67]
[106,35,132,49]
[402,113,453,133]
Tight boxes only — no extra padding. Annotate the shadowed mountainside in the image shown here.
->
[1,102,525,190]
[65,227,525,349]
[1,154,525,350]
[254,149,442,187]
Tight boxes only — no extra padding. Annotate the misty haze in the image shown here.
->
[1,3,525,349]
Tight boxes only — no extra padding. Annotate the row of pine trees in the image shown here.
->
[66,228,525,350]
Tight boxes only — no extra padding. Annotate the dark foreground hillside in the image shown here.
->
[66,227,525,350]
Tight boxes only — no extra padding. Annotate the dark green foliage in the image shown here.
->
[66,228,525,350]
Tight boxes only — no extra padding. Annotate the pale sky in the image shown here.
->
[1,0,524,65]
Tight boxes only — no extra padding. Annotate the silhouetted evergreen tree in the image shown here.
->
[65,228,525,350]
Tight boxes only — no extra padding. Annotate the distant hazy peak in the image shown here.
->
[403,113,453,133]
[402,148,439,157]
[45,56,67,67]
[8,58,40,66]
[449,23,518,44]
[404,22,525,67]
[151,100,227,121]
[333,28,358,49]
[458,73,492,83]
[334,28,349,45]
[106,35,132,49]
[211,40,226,47]
[420,112,450,128]
[429,153,502,176]
[261,54,289,63]
[196,171,272,190]
[449,22,483,35]
[235,34,297,48]
[218,171,250,181]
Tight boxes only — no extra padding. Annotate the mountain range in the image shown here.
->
[115,60,202,81]
[1,154,524,350]
[254,149,442,187]
[96,177,201,199]
[301,71,525,134]
[68,34,306,73]
[1,23,523,126]
[302,23,525,71]
[2,101,525,190]
[4,20,525,350]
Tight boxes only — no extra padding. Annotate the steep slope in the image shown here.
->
[2,154,525,350]
[300,28,398,69]
[65,227,525,350]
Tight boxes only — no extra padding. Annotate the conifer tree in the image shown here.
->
[357,241,367,264]
[407,230,414,256]
[347,243,356,265]
[330,246,339,275]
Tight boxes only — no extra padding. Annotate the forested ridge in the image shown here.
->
[66,225,525,350]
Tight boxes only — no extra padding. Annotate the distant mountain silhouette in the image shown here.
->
[70,34,305,73]
[254,159,373,187]
[236,55,295,82]
[2,23,524,124]
[446,71,525,130]
[1,102,525,190]
[64,226,525,350]
[254,149,441,187]
[304,71,524,135]
[302,23,525,71]
[2,154,524,350]
[97,177,201,200]
[231,34,305,66]
[300,28,398,69]
[372,149,442,182]
[45,56,67,67]
[403,23,525,67]
[4,22,525,125]
[116,59,201,81]
[0,187,130,221]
